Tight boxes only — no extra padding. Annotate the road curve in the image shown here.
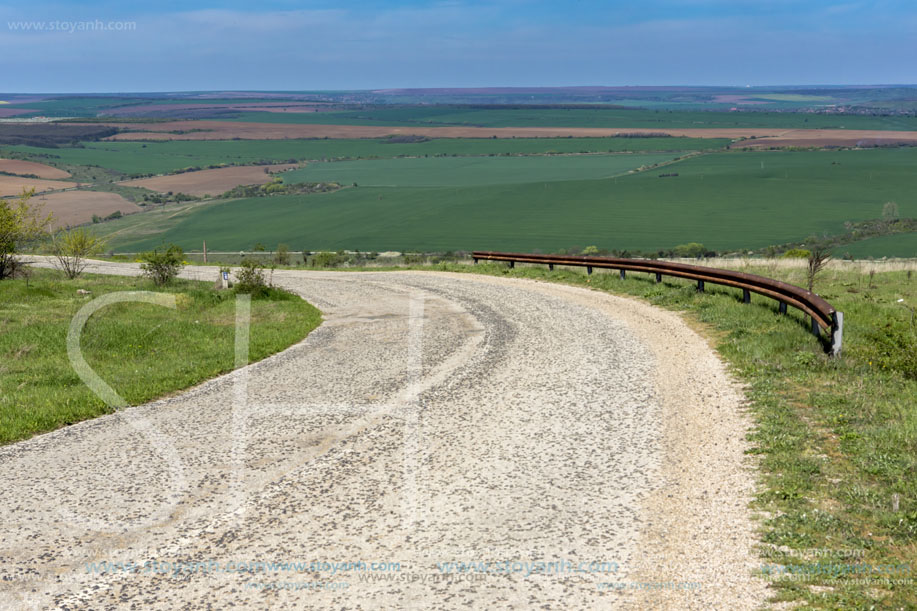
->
[1,261,766,609]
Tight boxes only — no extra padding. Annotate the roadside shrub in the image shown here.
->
[139,244,185,286]
[862,320,917,380]
[234,258,268,296]
[51,227,106,279]
[311,251,348,268]
[782,248,811,259]
[273,243,291,266]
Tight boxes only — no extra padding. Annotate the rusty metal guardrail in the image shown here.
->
[472,251,843,356]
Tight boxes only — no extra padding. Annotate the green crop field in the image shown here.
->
[224,107,917,131]
[833,232,917,258]
[100,148,917,254]
[1,136,725,177]
[282,152,682,187]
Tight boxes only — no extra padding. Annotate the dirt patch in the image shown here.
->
[0,175,78,197]
[120,163,298,196]
[0,158,71,179]
[28,190,141,229]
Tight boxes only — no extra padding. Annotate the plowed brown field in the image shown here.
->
[0,175,78,197]
[28,190,141,229]
[120,163,298,196]
[0,158,71,179]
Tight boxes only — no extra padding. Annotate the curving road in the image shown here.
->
[1,261,766,609]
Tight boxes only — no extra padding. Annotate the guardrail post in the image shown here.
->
[811,316,820,337]
[655,273,662,283]
[587,266,593,275]
[697,280,704,292]
[831,312,843,357]
[743,289,751,304]
[473,258,478,265]
[619,270,626,280]
[509,261,514,269]
[549,263,554,271]
[779,302,787,315]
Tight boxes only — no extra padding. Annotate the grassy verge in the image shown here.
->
[0,268,321,445]
[360,259,916,608]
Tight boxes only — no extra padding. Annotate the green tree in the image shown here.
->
[0,189,52,280]
[882,201,900,224]
[672,242,706,259]
[52,227,106,279]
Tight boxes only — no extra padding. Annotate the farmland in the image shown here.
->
[281,153,682,187]
[1,95,914,257]
[0,158,71,179]
[832,231,917,258]
[31,190,140,228]
[98,148,917,254]
[0,175,78,196]
[0,136,726,177]
[121,163,298,196]
[221,106,917,131]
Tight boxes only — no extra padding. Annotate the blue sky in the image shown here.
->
[1,1,915,92]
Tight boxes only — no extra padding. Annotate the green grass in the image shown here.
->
[833,232,917,258]
[1,137,725,177]
[369,259,916,609]
[282,152,682,187]
[0,269,321,444]
[223,107,917,131]
[102,148,917,254]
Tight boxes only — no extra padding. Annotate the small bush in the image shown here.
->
[51,227,105,279]
[273,243,290,266]
[234,258,268,296]
[782,248,811,259]
[311,251,348,268]
[862,320,917,379]
[139,244,185,286]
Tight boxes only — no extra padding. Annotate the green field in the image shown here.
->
[282,152,681,187]
[100,148,917,253]
[833,231,917,258]
[1,136,726,177]
[0,269,321,444]
[224,107,917,131]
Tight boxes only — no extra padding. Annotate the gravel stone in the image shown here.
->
[1,261,766,609]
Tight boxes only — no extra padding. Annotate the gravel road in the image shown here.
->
[1,261,767,609]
